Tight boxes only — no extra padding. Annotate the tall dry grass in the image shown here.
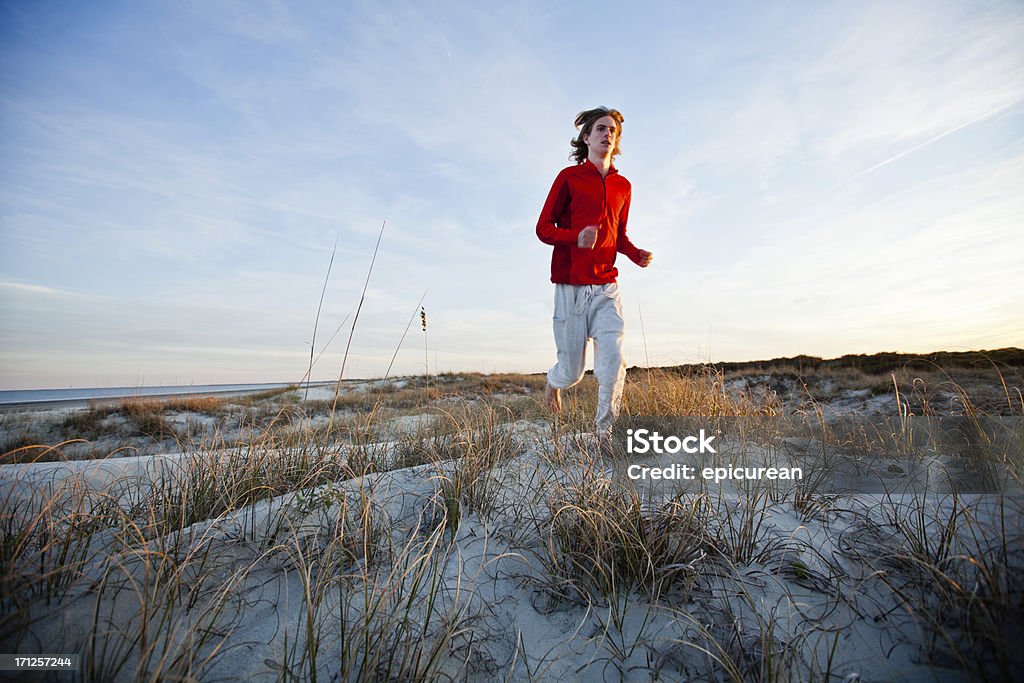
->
[1,358,1021,680]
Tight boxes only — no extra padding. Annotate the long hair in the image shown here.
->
[570,106,624,164]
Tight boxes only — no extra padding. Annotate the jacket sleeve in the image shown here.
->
[616,187,645,264]
[536,171,582,246]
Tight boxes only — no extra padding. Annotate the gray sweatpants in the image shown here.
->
[546,282,626,434]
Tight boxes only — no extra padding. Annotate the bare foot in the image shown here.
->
[544,382,562,413]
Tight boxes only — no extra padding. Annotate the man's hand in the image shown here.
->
[577,225,598,249]
[637,250,653,267]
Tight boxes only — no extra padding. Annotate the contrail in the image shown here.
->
[440,31,452,62]
[835,94,1024,189]
[754,93,1024,224]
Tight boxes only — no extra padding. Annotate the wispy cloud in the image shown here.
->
[2,0,1021,387]
[0,280,102,299]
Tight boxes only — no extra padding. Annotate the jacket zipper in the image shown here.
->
[598,165,608,242]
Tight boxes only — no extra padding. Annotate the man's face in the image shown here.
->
[583,115,619,158]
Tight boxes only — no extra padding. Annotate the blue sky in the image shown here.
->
[1,0,1022,390]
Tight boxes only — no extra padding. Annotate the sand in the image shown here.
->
[2,411,1020,681]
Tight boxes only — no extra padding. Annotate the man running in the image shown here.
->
[536,106,653,437]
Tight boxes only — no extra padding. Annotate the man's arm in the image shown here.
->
[536,172,584,246]
[616,190,653,266]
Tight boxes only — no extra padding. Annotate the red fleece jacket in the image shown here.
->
[536,161,644,285]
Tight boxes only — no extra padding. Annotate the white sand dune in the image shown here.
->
[2,414,1020,681]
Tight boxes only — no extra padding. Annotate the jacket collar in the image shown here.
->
[583,159,618,177]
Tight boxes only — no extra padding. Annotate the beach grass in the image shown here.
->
[0,362,1022,681]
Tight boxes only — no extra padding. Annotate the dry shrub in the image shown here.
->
[542,469,711,599]
[0,438,55,465]
[432,403,522,531]
[843,495,1024,680]
[624,368,783,417]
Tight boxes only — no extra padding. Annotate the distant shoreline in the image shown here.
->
[4,348,1020,410]
[0,380,340,411]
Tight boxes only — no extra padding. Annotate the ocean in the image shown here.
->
[0,381,336,410]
